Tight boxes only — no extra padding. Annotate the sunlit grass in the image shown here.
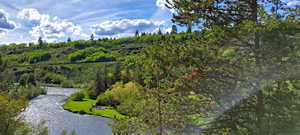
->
[63,98,126,119]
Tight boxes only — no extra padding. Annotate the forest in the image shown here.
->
[0,0,300,135]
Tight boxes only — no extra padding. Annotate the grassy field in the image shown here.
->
[63,98,126,119]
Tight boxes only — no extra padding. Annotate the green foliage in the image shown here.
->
[16,85,46,100]
[19,73,36,86]
[96,82,143,111]
[0,92,28,135]
[110,17,300,135]
[0,54,7,72]
[61,80,75,88]
[18,50,51,64]
[0,54,10,91]
[68,47,107,62]
[71,92,85,101]
[43,73,67,84]
[86,89,98,99]
[63,97,126,119]
[0,30,199,88]
[0,8,299,135]
[81,51,115,63]
[96,93,119,107]
[166,0,292,29]
[123,55,139,69]
[31,121,49,135]
[88,63,121,98]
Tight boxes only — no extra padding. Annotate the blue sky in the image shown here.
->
[0,0,173,44]
[0,0,299,45]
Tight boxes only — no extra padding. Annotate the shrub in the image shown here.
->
[71,92,85,101]
[96,93,119,106]
[19,73,36,86]
[81,52,115,63]
[87,90,98,100]
[96,82,143,107]
[78,110,86,114]
[43,73,67,84]
[18,85,46,99]
[61,80,74,88]
[68,47,107,62]
[18,50,51,63]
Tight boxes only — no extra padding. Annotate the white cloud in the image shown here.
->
[287,0,300,6]
[156,0,167,9]
[18,8,87,42]
[91,19,165,36]
[156,0,175,12]
[18,8,45,22]
[0,9,16,33]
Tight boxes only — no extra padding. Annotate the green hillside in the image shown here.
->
[0,33,198,88]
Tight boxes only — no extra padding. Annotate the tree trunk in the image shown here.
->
[251,0,265,134]
[187,22,192,33]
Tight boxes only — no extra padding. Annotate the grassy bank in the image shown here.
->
[40,83,86,89]
[63,98,126,119]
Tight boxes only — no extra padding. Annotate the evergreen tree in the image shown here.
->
[67,37,71,42]
[166,0,288,29]
[90,34,94,41]
[171,25,177,34]
[95,70,105,95]
[157,28,162,35]
[135,30,139,37]
[38,37,43,46]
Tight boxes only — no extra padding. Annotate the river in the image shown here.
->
[23,87,113,135]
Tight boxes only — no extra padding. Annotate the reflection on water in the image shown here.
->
[23,87,113,135]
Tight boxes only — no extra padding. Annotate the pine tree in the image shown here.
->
[38,37,43,46]
[165,1,298,135]
[166,0,288,29]
[157,28,162,35]
[90,34,94,41]
[67,37,71,42]
[135,30,139,37]
[171,25,177,34]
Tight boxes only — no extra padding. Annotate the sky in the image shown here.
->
[0,0,299,45]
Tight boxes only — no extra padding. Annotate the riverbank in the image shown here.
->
[24,87,114,135]
[41,83,85,89]
[63,97,126,119]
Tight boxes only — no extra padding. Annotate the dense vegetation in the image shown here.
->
[0,32,196,88]
[0,54,75,135]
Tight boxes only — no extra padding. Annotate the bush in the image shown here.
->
[18,85,46,99]
[87,90,98,100]
[96,82,142,107]
[96,93,119,106]
[71,92,85,101]
[68,47,107,62]
[19,73,36,86]
[78,110,86,114]
[61,80,74,88]
[43,73,67,84]
[18,50,51,63]
[81,52,115,63]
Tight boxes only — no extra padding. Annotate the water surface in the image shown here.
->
[23,87,113,135]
